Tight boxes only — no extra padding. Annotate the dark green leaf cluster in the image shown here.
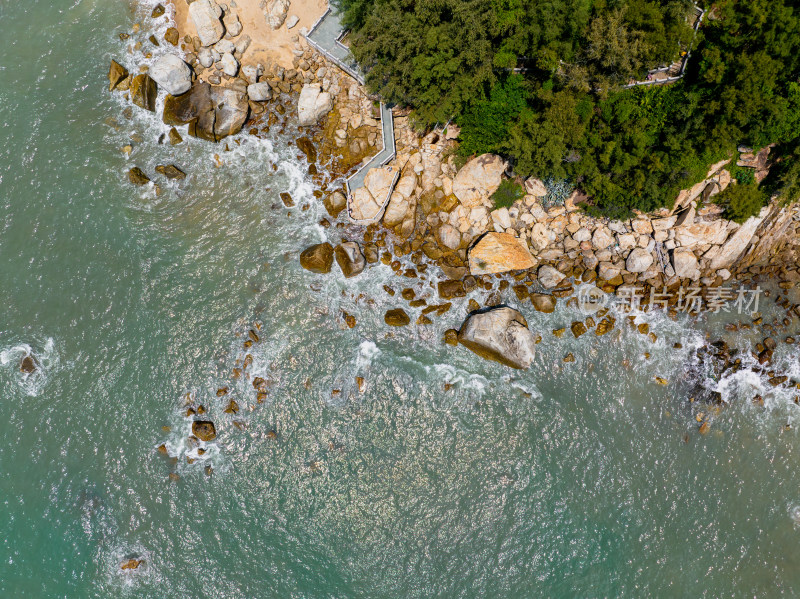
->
[337,0,800,215]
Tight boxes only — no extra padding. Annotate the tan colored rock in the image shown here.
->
[709,209,768,270]
[458,306,536,369]
[672,248,700,280]
[188,0,224,47]
[592,227,614,250]
[349,187,382,222]
[675,219,729,248]
[468,232,535,275]
[626,248,653,273]
[537,265,565,289]
[524,178,547,197]
[452,154,506,208]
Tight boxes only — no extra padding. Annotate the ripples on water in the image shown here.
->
[0,0,799,596]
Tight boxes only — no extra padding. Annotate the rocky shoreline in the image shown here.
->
[109,1,800,495]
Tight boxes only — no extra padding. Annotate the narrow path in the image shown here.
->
[305,7,397,201]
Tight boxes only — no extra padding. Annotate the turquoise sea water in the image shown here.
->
[2,1,800,597]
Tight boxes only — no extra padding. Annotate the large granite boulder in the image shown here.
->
[108,59,128,91]
[163,82,248,142]
[130,74,157,111]
[297,84,333,126]
[452,154,506,208]
[150,54,191,96]
[265,0,290,29]
[675,219,729,248]
[458,306,537,369]
[468,232,535,275]
[672,248,700,280]
[625,248,653,273]
[300,242,334,273]
[334,241,366,278]
[189,0,224,47]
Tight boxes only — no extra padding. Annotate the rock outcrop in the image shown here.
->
[334,241,366,278]
[150,54,191,96]
[265,0,290,29]
[108,59,128,91]
[300,242,334,273]
[163,82,248,142]
[452,154,506,209]
[468,232,535,275]
[349,167,397,222]
[189,0,224,47]
[192,420,217,442]
[297,84,333,126]
[458,306,537,369]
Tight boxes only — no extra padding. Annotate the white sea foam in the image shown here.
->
[0,337,57,396]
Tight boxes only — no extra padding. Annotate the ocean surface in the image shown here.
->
[2,1,800,597]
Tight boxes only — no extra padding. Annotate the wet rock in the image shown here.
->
[468,232,535,275]
[151,4,165,17]
[155,164,186,180]
[563,353,575,363]
[121,558,143,570]
[19,355,37,374]
[295,137,317,163]
[192,420,217,442]
[165,27,180,46]
[128,167,150,185]
[438,279,465,300]
[442,329,460,346]
[189,0,224,46]
[531,293,556,313]
[537,265,565,289]
[280,192,294,207]
[168,127,183,145]
[334,241,366,278]
[385,308,410,327]
[164,83,248,142]
[150,54,191,96]
[300,242,334,273]
[457,306,537,369]
[108,59,128,91]
[324,191,346,218]
[130,74,157,112]
[571,321,587,338]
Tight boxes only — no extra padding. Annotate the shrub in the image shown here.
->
[716,183,767,224]
[491,179,525,209]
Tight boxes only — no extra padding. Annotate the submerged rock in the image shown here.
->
[457,306,537,369]
[192,420,217,442]
[155,164,186,179]
[300,242,334,273]
[334,241,366,278]
[130,74,157,112]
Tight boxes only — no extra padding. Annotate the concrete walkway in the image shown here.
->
[304,8,397,201]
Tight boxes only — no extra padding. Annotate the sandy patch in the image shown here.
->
[169,0,327,70]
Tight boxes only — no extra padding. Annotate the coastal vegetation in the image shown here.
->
[334,0,800,218]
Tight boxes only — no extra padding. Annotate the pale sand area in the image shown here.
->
[169,0,327,69]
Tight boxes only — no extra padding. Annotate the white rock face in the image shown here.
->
[150,54,191,96]
[537,265,565,289]
[458,306,537,369]
[189,0,225,47]
[247,82,271,101]
[383,192,412,227]
[215,39,236,54]
[438,224,461,250]
[452,154,506,209]
[297,84,333,126]
[625,248,654,273]
[220,52,239,76]
[265,0,290,29]
[285,15,299,29]
[223,11,243,37]
[709,209,768,270]
[198,47,214,68]
[491,207,512,230]
[592,227,614,250]
[672,248,700,280]
[241,64,262,84]
[674,219,729,248]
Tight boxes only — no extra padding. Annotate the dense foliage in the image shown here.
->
[490,179,525,209]
[334,0,800,216]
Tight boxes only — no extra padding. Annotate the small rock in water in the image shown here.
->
[128,167,150,185]
[444,329,459,346]
[168,128,183,145]
[155,164,186,180]
[130,74,157,111]
[19,354,37,374]
[563,353,575,363]
[698,421,710,435]
[334,241,366,278]
[280,192,294,207]
[385,309,410,327]
[120,558,143,571]
[192,420,217,442]
[530,293,556,314]
[165,27,180,46]
[151,4,165,17]
[571,321,587,338]
[108,59,129,91]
